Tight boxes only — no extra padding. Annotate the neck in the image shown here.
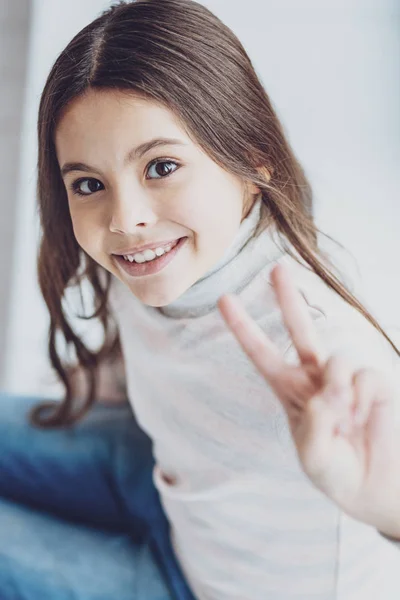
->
[156,197,283,319]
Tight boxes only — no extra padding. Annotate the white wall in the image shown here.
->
[3,0,399,398]
[206,0,400,334]
[0,0,30,381]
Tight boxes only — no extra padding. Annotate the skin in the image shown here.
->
[55,88,262,308]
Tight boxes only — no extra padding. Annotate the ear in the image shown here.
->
[247,182,261,195]
[247,166,273,195]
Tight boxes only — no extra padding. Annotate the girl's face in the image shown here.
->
[55,89,260,307]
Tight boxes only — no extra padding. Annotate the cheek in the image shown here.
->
[69,209,85,240]
[69,209,99,254]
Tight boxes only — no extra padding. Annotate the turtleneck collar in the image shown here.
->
[155,196,284,319]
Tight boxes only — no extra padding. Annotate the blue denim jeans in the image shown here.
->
[0,392,197,600]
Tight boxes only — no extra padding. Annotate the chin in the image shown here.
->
[128,282,187,308]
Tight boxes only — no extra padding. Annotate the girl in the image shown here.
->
[1,0,399,598]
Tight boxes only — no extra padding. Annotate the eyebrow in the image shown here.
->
[60,137,188,178]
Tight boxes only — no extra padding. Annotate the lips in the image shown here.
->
[121,238,180,261]
[114,236,188,278]
[113,238,182,256]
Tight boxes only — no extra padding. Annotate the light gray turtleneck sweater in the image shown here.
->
[109,197,400,600]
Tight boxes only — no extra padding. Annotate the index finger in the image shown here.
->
[270,262,324,368]
[217,293,286,383]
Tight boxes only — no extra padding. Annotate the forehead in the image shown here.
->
[55,89,192,160]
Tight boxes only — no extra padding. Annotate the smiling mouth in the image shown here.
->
[113,236,188,278]
[113,238,182,258]
[117,238,181,263]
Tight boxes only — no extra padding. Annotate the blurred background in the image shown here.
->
[0,0,399,399]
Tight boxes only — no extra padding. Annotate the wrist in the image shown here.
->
[366,501,400,540]
[376,487,400,539]
[380,531,400,542]
[350,482,400,539]
[377,517,400,541]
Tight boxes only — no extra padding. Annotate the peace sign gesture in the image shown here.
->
[218,262,400,539]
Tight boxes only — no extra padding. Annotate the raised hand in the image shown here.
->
[217,262,400,538]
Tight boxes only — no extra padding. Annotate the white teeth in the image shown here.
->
[122,240,178,264]
[143,249,156,261]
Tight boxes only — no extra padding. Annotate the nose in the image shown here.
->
[109,184,157,234]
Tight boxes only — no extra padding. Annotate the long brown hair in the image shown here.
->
[31,0,399,428]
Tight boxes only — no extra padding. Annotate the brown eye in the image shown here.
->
[146,160,179,180]
[71,178,104,196]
